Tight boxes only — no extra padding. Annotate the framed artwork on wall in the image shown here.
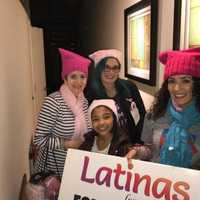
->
[124,0,158,86]
[173,0,200,50]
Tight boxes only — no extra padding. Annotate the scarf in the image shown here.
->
[160,100,200,168]
[60,84,88,139]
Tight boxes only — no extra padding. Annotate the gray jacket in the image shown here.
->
[141,113,200,170]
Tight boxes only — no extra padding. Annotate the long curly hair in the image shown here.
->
[148,77,200,120]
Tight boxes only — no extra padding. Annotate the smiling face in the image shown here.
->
[91,106,114,138]
[64,70,87,97]
[167,74,193,109]
[101,57,120,86]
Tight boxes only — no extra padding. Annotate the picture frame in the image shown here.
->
[173,0,182,50]
[124,0,158,86]
[173,0,200,50]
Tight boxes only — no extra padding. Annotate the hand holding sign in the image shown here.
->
[59,149,200,200]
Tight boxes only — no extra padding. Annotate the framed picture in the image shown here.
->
[173,0,182,50]
[124,0,158,86]
[173,0,200,50]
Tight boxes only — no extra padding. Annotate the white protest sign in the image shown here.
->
[59,149,200,200]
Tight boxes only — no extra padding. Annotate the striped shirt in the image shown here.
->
[33,91,90,176]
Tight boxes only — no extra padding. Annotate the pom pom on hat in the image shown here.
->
[59,48,91,80]
[159,47,200,80]
[89,99,118,121]
[89,49,122,67]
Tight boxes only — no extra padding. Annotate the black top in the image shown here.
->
[79,130,131,157]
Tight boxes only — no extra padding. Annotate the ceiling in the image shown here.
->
[20,0,83,27]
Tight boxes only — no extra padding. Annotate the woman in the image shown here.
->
[85,49,146,144]
[79,99,131,156]
[127,47,200,169]
[33,48,92,177]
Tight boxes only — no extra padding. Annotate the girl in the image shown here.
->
[80,99,131,156]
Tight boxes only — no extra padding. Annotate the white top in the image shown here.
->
[91,136,111,154]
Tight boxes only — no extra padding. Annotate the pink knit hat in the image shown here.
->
[89,99,118,121]
[89,49,122,67]
[59,48,91,79]
[159,47,200,80]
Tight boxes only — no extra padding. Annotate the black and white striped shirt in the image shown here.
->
[33,91,90,176]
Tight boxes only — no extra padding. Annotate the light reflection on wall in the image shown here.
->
[189,0,200,47]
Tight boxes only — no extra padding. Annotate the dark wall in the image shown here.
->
[20,0,85,94]
[20,0,81,28]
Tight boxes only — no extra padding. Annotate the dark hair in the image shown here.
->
[97,56,121,71]
[84,59,95,95]
[148,80,169,120]
[111,111,129,142]
[88,56,133,99]
[193,77,200,112]
[148,77,200,120]
[110,111,119,134]
[94,57,121,97]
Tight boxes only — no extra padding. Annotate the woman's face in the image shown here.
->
[64,71,87,97]
[91,106,114,137]
[101,58,120,86]
[168,74,193,109]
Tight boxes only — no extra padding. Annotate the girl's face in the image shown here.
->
[64,71,87,97]
[91,106,114,137]
[168,74,193,109]
[101,58,120,85]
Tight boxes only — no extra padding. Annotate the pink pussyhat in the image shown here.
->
[159,47,200,80]
[59,48,91,80]
[89,49,122,67]
[88,99,118,121]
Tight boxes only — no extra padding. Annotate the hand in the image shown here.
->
[64,137,83,149]
[125,149,137,169]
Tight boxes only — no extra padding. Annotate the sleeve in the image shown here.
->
[141,114,154,144]
[128,81,146,142]
[118,142,132,157]
[33,95,63,150]
[130,115,154,160]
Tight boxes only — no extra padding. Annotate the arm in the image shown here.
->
[79,131,95,151]
[34,94,85,150]
[126,114,154,168]
[33,95,61,150]
[63,138,84,149]
[126,145,152,169]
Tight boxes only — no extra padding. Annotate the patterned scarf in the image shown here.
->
[160,100,200,168]
[60,84,88,139]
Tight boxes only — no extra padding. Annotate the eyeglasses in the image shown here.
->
[103,65,120,73]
